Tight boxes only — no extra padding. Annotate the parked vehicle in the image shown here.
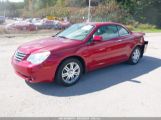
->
[57,21,71,29]
[32,18,41,23]
[25,18,32,23]
[39,19,70,29]
[6,21,37,31]
[41,19,55,29]
[12,22,148,86]
[0,16,5,24]
[30,18,43,29]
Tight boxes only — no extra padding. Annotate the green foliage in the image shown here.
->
[91,0,130,23]
[117,0,161,28]
[64,0,87,7]
[35,6,70,18]
[137,24,156,29]
[1,0,161,28]
[0,1,24,17]
[126,23,157,32]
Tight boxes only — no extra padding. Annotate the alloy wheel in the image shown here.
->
[132,48,141,63]
[61,62,81,84]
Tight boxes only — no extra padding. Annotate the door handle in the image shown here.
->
[115,40,123,42]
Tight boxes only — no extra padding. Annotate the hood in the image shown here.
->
[18,37,82,54]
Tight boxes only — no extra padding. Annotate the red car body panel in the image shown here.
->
[13,22,37,31]
[11,22,147,83]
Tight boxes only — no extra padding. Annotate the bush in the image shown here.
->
[21,0,133,24]
[126,23,157,31]
[126,24,135,31]
[91,0,130,23]
[137,24,156,29]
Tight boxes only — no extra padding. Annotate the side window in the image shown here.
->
[117,25,129,36]
[93,25,119,41]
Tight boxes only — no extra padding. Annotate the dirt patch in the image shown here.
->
[0,29,60,38]
[0,27,7,34]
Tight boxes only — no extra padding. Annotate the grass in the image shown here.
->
[127,23,161,33]
[133,28,161,33]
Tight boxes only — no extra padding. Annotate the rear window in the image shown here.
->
[117,25,129,36]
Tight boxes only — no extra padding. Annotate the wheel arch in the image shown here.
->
[130,44,144,58]
[56,55,86,75]
[135,45,144,58]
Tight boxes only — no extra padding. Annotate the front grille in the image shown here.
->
[14,50,26,62]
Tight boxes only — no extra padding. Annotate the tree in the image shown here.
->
[135,0,161,27]
[116,0,161,27]
[64,0,86,7]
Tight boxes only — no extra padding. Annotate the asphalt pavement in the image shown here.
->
[0,32,161,117]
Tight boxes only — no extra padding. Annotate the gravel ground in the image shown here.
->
[0,32,161,117]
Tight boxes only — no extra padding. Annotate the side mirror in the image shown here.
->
[93,35,103,42]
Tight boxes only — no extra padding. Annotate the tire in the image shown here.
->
[128,47,141,65]
[55,58,83,86]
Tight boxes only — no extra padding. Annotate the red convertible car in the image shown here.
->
[12,22,148,86]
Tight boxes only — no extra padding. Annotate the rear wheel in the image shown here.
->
[56,58,83,86]
[128,47,141,65]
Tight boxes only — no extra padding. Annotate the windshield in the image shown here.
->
[56,23,94,41]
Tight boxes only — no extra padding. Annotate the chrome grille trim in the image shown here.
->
[14,51,26,62]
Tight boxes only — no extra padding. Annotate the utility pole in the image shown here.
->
[87,0,91,22]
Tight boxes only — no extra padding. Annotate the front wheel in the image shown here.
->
[128,47,141,65]
[56,58,83,86]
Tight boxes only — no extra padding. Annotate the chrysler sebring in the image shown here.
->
[12,22,148,86]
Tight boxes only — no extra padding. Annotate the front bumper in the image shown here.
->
[144,41,148,53]
[12,59,58,83]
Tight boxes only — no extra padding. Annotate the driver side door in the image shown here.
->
[86,25,127,71]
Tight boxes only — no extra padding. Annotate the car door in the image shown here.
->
[86,25,126,70]
[116,25,134,59]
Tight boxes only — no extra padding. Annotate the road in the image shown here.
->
[0,32,161,117]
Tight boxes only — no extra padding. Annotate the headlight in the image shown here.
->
[27,51,50,65]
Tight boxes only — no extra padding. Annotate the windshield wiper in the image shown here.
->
[52,31,61,37]
[58,36,68,39]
